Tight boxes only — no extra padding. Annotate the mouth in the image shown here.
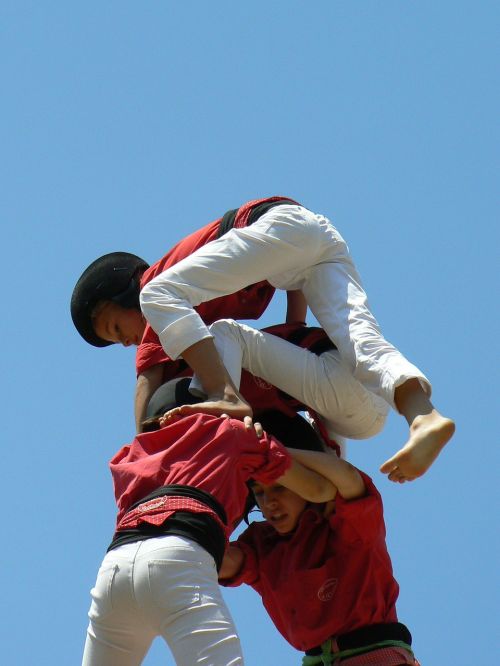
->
[269,512,287,525]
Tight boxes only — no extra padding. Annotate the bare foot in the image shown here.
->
[380,410,455,482]
[159,395,253,425]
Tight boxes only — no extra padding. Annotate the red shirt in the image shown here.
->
[223,472,399,651]
[110,413,291,538]
[136,197,296,375]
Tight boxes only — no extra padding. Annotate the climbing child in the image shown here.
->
[137,198,454,482]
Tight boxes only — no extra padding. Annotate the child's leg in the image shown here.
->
[134,536,243,666]
[199,319,388,440]
[381,378,455,482]
[299,235,454,481]
[82,544,155,666]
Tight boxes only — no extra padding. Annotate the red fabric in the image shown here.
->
[136,196,297,375]
[110,413,291,538]
[223,472,400,651]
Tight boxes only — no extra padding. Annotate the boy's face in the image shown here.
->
[252,482,307,535]
[92,301,146,347]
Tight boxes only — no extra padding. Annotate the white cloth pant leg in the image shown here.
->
[140,205,430,408]
[197,319,389,440]
[82,536,243,666]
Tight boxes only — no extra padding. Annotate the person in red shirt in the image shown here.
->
[219,420,421,666]
[70,196,305,431]
[81,378,340,666]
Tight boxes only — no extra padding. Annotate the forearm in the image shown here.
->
[134,364,164,432]
[288,449,365,500]
[276,459,336,503]
[286,290,307,323]
[218,544,245,581]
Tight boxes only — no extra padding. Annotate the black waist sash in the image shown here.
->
[217,198,299,238]
[305,622,412,656]
[107,485,228,571]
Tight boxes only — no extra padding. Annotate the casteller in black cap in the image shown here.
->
[70,251,149,347]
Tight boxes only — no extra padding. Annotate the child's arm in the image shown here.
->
[219,544,245,580]
[287,449,365,500]
[286,290,307,323]
[134,364,164,432]
[274,458,337,503]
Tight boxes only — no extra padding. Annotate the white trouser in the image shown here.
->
[191,318,389,440]
[82,536,243,666]
[140,205,430,409]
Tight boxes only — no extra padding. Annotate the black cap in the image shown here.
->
[146,378,201,418]
[257,411,325,452]
[70,252,149,347]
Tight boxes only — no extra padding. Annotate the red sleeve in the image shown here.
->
[330,471,385,545]
[240,430,292,485]
[136,338,170,375]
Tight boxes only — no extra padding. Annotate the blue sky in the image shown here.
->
[2,2,498,664]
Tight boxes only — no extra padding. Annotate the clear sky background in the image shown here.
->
[2,2,498,664]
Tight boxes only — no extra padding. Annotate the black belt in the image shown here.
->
[217,198,298,238]
[305,622,412,656]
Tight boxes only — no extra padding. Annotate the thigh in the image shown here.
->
[147,205,323,306]
[164,575,243,666]
[82,548,154,666]
[136,536,243,665]
[209,319,388,440]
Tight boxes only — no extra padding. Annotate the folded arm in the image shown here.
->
[287,449,365,500]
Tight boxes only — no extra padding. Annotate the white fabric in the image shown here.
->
[82,536,243,666]
[140,205,430,409]
[190,318,389,440]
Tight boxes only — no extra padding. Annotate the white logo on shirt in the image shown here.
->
[317,578,338,601]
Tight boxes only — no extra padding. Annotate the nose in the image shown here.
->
[122,338,132,347]
[263,494,279,510]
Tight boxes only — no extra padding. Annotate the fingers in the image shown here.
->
[243,416,263,436]
[158,409,263,436]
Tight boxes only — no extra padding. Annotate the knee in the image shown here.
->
[208,318,237,335]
